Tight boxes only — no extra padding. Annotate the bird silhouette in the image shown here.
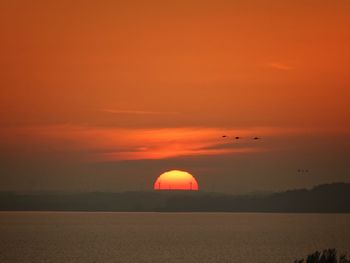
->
[222,135,227,138]
[253,137,260,140]
[235,136,240,140]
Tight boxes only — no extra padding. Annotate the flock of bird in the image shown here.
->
[221,134,310,174]
[221,135,261,140]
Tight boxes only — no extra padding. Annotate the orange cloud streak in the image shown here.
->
[0,125,291,162]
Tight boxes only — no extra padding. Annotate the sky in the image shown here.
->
[0,0,350,193]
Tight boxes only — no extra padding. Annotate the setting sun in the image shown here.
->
[154,170,199,191]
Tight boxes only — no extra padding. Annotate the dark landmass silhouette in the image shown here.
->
[0,182,349,212]
[294,249,350,263]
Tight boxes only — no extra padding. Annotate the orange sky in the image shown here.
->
[0,0,349,192]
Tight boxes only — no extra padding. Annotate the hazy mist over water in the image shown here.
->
[0,212,349,263]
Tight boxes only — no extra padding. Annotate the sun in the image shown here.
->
[154,170,199,191]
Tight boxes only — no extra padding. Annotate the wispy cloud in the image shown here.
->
[100,109,178,115]
[266,62,293,71]
[7,124,342,163]
[1,125,289,162]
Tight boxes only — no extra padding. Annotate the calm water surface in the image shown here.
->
[0,212,349,263]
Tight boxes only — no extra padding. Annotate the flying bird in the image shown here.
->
[253,137,261,140]
[222,135,228,138]
[235,136,240,140]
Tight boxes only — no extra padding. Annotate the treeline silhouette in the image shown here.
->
[0,182,349,212]
[294,249,350,263]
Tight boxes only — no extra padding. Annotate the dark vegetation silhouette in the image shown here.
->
[0,182,349,212]
[294,249,350,263]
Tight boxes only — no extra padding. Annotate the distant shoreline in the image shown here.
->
[1,211,350,214]
[1,182,349,213]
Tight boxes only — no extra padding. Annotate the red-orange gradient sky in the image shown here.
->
[0,0,349,193]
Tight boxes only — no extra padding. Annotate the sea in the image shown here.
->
[0,212,349,263]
